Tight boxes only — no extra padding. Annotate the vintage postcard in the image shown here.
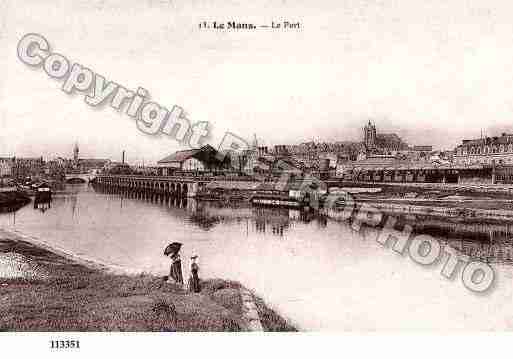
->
[0,0,512,356]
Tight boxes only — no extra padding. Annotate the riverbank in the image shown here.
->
[0,229,295,331]
[327,182,513,220]
[0,190,30,212]
[336,181,513,199]
[352,199,513,222]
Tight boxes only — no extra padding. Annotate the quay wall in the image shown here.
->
[327,181,513,196]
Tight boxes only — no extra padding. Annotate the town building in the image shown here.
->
[45,157,67,179]
[454,133,513,166]
[278,141,363,171]
[238,136,277,175]
[102,161,132,175]
[11,157,45,179]
[274,145,289,156]
[79,158,111,172]
[0,157,13,177]
[335,155,492,184]
[156,144,228,175]
[131,164,158,176]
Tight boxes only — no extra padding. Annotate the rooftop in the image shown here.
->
[157,149,200,164]
[157,145,226,167]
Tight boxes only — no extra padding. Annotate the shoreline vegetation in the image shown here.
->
[0,229,295,332]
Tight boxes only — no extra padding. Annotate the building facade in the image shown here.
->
[156,145,228,175]
[454,133,513,166]
[0,158,13,177]
[11,157,45,179]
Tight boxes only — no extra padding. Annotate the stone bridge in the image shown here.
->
[94,174,219,197]
[65,172,94,183]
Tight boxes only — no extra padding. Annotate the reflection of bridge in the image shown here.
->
[65,172,94,183]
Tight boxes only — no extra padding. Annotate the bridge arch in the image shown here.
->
[65,173,90,184]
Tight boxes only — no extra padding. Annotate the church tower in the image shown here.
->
[73,142,79,162]
[251,133,258,150]
[363,120,377,149]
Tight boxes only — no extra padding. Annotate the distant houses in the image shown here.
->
[0,158,13,177]
[102,161,131,175]
[454,133,513,166]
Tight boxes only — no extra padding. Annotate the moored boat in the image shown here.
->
[34,182,52,203]
[250,182,310,209]
[250,193,303,208]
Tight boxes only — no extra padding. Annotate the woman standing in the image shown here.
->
[164,242,184,286]
[168,252,184,286]
[188,255,201,293]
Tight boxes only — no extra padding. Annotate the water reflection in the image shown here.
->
[34,200,51,213]
[254,208,290,237]
[92,185,330,237]
[392,214,513,264]
[89,185,513,263]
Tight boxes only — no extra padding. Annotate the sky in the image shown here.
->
[2,0,513,164]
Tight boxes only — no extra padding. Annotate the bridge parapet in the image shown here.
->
[95,174,253,182]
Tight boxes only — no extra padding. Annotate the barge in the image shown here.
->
[249,182,312,209]
[250,194,303,208]
[34,183,52,203]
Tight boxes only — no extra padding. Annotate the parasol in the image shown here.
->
[163,242,182,256]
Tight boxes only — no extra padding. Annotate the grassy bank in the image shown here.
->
[0,230,295,331]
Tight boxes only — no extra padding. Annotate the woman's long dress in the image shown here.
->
[169,257,183,285]
[188,263,201,293]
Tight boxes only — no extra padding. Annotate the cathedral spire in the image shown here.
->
[363,120,377,150]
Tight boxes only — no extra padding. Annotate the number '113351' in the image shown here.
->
[50,340,80,349]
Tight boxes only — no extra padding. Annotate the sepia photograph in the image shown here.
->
[1,0,513,356]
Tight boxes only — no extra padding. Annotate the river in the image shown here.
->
[1,183,513,331]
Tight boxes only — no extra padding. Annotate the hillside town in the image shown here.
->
[1,120,512,186]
